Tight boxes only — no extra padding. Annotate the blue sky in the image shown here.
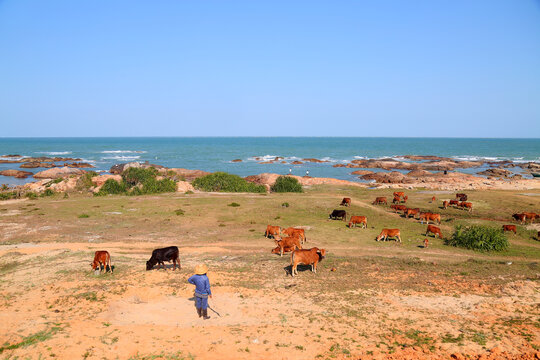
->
[1,1,539,137]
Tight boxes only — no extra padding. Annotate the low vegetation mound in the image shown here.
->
[445,225,509,252]
[271,176,303,193]
[192,172,265,193]
[97,167,176,196]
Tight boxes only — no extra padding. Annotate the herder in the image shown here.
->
[188,264,212,320]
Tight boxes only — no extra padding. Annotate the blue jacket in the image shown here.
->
[188,274,212,296]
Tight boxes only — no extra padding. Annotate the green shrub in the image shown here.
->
[96,179,127,196]
[142,177,176,194]
[445,225,509,252]
[271,176,303,193]
[174,209,185,216]
[78,214,90,218]
[185,190,194,195]
[228,202,240,207]
[192,172,266,193]
[76,171,98,190]
[41,189,55,197]
[281,202,290,207]
[25,192,38,200]
[0,191,18,200]
[122,167,158,187]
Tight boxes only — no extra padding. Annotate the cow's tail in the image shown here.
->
[108,253,112,273]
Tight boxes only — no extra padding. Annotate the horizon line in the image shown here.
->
[1,136,539,140]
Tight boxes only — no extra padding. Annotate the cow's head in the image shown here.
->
[317,248,326,260]
[271,247,280,254]
[91,260,98,270]
[146,260,153,271]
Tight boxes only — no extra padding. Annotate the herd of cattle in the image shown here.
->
[90,191,538,276]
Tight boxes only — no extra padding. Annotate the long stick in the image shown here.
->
[207,305,221,317]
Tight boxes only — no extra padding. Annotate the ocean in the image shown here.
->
[1,137,539,186]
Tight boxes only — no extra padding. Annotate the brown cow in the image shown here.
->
[373,197,387,205]
[456,193,467,201]
[512,213,526,224]
[425,225,443,238]
[442,200,449,209]
[376,229,402,242]
[402,195,408,203]
[390,204,408,213]
[423,238,429,248]
[431,196,436,203]
[348,216,367,228]
[393,192,405,198]
[282,227,307,244]
[458,202,473,212]
[523,212,539,223]
[419,212,441,224]
[91,251,112,273]
[274,235,302,257]
[290,247,326,277]
[265,225,280,239]
[405,208,420,218]
[271,245,295,254]
[502,225,517,234]
[340,197,351,207]
[449,200,459,207]
[392,196,401,204]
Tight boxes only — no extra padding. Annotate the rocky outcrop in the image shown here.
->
[91,174,123,187]
[64,162,94,168]
[176,181,195,193]
[302,158,328,163]
[110,161,164,174]
[291,161,303,165]
[164,168,211,181]
[244,173,365,189]
[351,170,374,176]
[477,168,512,178]
[361,171,412,184]
[33,167,86,179]
[231,159,242,162]
[20,162,56,168]
[0,169,34,178]
[406,169,433,177]
[50,177,79,192]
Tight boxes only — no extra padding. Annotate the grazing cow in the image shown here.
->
[271,245,295,255]
[373,197,387,205]
[265,225,281,239]
[390,204,408,213]
[425,225,443,238]
[290,247,326,277]
[329,209,347,221]
[458,202,473,212]
[431,196,436,203]
[274,235,302,257]
[424,238,429,248]
[348,216,367,228]
[402,195,408,203]
[456,193,467,201]
[91,251,112,273]
[146,246,181,271]
[442,200,449,209]
[419,212,441,224]
[502,225,517,234]
[449,200,459,207]
[340,197,351,207]
[523,212,539,223]
[282,227,307,244]
[376,229,402,242]
[405,208,420,219]
[392,196,401,204]
[512,213,526,224]
[393,192,405,198]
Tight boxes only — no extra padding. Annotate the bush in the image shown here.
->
[281,202,290,207]
[445,225,509,252]
[271,176,303,193]
[192,172,266,193]
[26,192,38,200]
[97,168,176,196]
[174,209,185,216]
[228,202,240,207]
[96,179,127,196]
[41,189,55,197]
[78,214,90,218]
[0,191,18,200]
[76,171,98,190]
[122,167,157,187]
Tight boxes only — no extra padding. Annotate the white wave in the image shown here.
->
[36,151,72,155]
[101,150,147,154]
[101,155,141,161]
[247,155,282,162]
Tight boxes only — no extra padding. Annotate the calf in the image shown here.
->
[442,200,449,209]
[402,195,408,203]
[458,202,473,212]
[271,245,295,255]
[91,251,112,273]
[425,225,443,238]
[348,215,367,228]
[419,212,441,224]
[392,196,401,204]
[393,192,405,198]
[449,200,459,207]
[390,204,407,213]
[456,193,467,201]
[290,247,326,277]
[274,235,302,257]
[376,229,402,242]
[405,208,420,219]
[265,225,281,239]
[329,209,347,221]
[502,225,517,234]
[282,227,307,244]
[146,246,181,271]
[340,197,351,207]
[424,238,429,248]
[431,196,436,203]
[523,212,539,223]
[373,197,387,205]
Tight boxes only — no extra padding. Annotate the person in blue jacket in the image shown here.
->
[188,264,212,319]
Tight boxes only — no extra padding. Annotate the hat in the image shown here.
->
[194,264,208,275]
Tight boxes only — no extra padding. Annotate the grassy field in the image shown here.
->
[0,185,539,359]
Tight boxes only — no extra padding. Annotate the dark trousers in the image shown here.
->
[195,295,208,310]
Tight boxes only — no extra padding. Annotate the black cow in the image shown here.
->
[329,209,347,221]
[146,246,181,271]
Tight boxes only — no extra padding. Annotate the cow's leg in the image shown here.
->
[397,235,402,243]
